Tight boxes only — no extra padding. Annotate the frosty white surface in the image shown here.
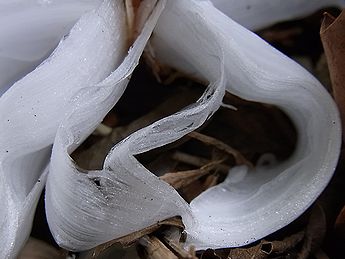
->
[0,0,102,96]
[0,0,341,256]
[44,0,183,251]
[210,0,345,30]
[0,0,125,257]
[152,0,341,249]
[47,0,341,251]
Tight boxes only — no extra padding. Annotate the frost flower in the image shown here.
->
[0,0,342,258]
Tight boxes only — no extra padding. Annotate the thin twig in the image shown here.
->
[87,217,183,258]
[188,131,253,168]
[171,151,230,173]
[160,158,226,189]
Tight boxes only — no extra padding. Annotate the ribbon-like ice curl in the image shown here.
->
[0,0,342,258]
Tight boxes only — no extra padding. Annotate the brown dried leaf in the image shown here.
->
[160,159,225,189]
[188,132,253,168]
[227,244,268,259]
[227,231,304,259]
[171,152,229,174]
[320,10,345,140]
[180,173,220,202]
[261,231,304,255]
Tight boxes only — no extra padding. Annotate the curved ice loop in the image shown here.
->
[0,0,127,257]
[209,0,345,31]
[0,0,102,96]
[45,0,233,251]
[151,0,341,250]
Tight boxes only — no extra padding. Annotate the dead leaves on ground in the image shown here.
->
[53,9,345,256]
[82,203,330,259]
[85,217,198,259]
[226,232,304,259]
[86,217,184,258]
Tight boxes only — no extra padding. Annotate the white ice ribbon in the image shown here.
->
[0,0,341,257]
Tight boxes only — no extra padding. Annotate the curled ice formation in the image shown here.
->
[0,0,125,257]
[152,0,341,248]
[0,0,341,257]
[45,0,184,251]
[46,0,341,252]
